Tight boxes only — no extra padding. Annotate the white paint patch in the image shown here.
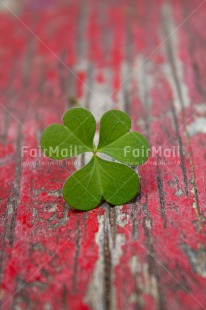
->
[115,205,130,228]
[111,234,125,267]
[195,103,206,114]
[0,0,22,12]
[128,256,144,306]
[7,201,14,215]
[115,61,131,112]
[47,190,62,197]
[136,57,153,108]
[187,117,206,136]
[134,56,153,132]
[129,256,161,304]
[89,68,114,121]
[130,255,142,274]
[143,263,159,302]
[175,188,184,197]
[145,218,152,230]
[46,204,57,212]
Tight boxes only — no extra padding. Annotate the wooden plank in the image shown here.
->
[0,0,206,309]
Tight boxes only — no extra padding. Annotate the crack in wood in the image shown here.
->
[103,227,112,310]
[156,164,167,228]
[72,220,81,293]
[143,222,167,310]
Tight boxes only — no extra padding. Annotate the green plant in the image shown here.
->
[40,108,150,211]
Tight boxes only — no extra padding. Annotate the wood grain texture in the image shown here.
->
[0,0,206,309]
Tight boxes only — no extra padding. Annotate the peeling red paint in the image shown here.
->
[0,1,206,309]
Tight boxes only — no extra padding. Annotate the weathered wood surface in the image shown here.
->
[0,0,206,309]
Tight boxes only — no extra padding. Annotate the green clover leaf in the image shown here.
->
[41,108,96,159]
[40,108,150,211]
